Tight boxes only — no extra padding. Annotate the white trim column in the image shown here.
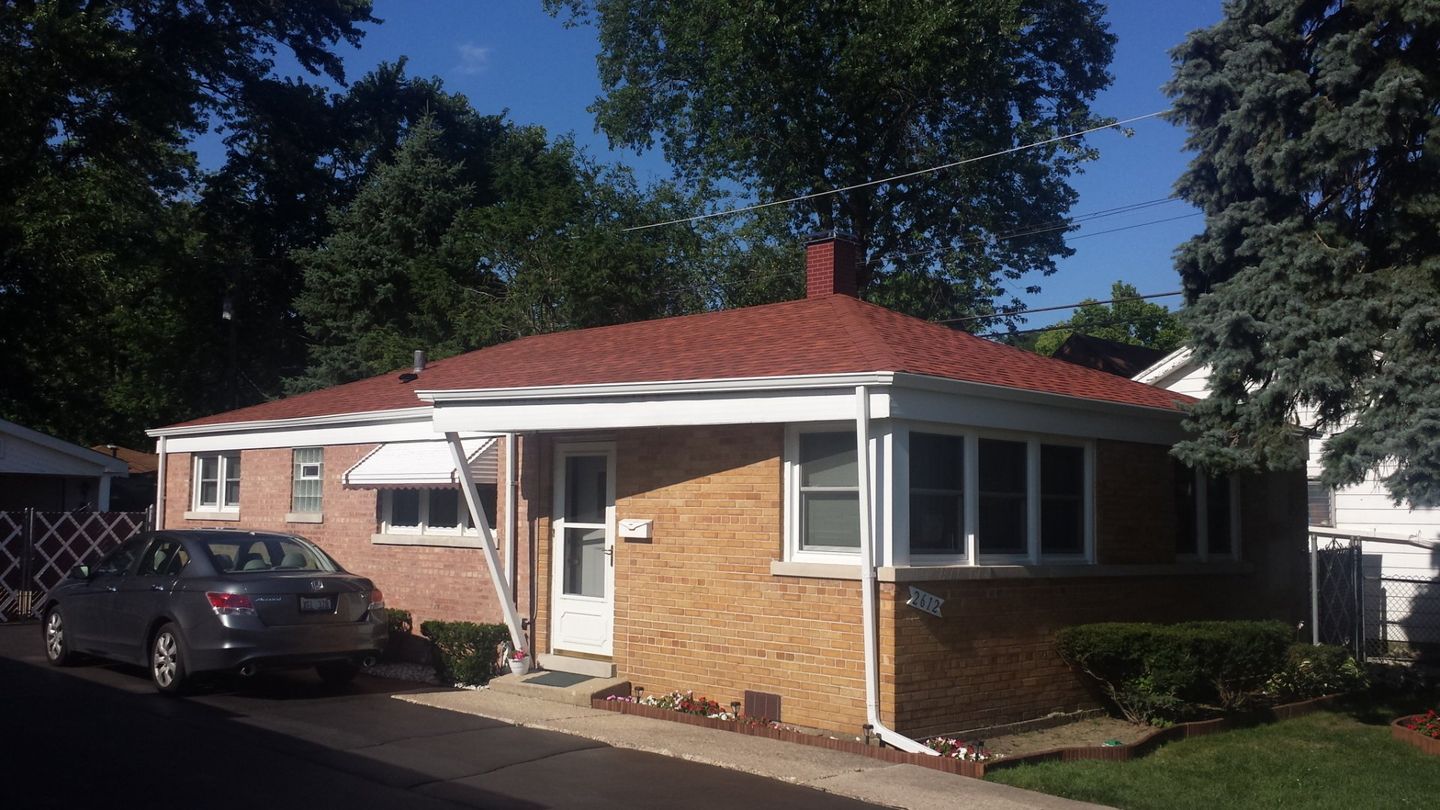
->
[446,431,526,652]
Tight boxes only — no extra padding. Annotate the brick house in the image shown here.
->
[147,235,1307,746]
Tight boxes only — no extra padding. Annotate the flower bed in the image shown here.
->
[597,689,1340,777]
[1392,711,1440,757]
[595,693,987,777]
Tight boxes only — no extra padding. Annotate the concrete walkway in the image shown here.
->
[399,686,1106,810]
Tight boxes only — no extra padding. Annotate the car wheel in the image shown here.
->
[316,661,359,686]
[150,623,189,695]
[43,607,75,666]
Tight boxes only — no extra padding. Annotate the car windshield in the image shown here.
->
[199,536,339,574]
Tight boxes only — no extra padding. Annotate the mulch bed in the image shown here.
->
[593,694,1342,778]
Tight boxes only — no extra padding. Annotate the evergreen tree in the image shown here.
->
[1032,282,1185,356]
[546,0,1116,324]
[1166,0,1440,505]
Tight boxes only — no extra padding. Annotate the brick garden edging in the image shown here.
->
[1391,715,1440,757]
[594,694,1342,779]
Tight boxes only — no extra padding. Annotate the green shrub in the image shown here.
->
[1266,643,1367,699]
[419,620,509,686]
[386,608,413,638]
[1055,620,1291,724]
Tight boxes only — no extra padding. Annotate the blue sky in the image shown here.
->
[262,1,1226,328]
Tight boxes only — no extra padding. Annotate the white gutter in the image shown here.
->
[145,406,433,438]
[854,384,936,756]
[154,436,167,530]
[446,431,526,653]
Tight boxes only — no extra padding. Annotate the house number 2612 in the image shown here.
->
[906,587,944,618]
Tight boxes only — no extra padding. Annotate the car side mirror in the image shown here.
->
[68,564,90,580]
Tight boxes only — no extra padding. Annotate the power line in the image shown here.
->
[978,312,1178,338]
[867,196,1182,267]
[622,110,1174,232]
[939,291,1184,327]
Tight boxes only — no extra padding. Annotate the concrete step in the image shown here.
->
[487,670,631,707]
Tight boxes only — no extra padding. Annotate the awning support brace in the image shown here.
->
[446,431,526,652]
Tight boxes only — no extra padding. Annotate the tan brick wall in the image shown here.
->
[162,441,528,630]
[889,440,1308,737]
[533,426,871,733]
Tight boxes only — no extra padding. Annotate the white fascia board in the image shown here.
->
[146,406,432,439]
[159,419,494,455]
[0,418,129,475]
[417,372,896,403]
[888,373,1188,445]
[430,388,889,433]
[1132,347,1195,384]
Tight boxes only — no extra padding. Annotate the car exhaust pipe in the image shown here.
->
[361,656,378,669]
[238,663,258,678]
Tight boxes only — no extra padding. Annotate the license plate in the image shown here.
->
[299,596,333,613]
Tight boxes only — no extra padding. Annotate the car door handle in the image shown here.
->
[150,585,165,592]
[105,585,118,592]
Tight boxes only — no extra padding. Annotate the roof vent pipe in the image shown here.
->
[413,350,427,374]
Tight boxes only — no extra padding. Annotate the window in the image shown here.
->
[901,429,1093,565]
[978,439,1027,555]
[1307,480,1334,527]
[380,486,497,538]
[192,453,241,512]
[1040,444,1086,555]
[797,432,860,551]
[910,434,963,555]
[137,540,189,578]
[1174,465,1240,560]
[291,448,323,514]
[94,539,144,576]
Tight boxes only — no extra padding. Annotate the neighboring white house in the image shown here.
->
[1135,348,1440,652]
[0,419,129,511]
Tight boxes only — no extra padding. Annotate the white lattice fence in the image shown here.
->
[0,512,27,622]
[30,511,150,608]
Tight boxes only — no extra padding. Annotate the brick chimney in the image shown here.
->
[805,232,860,298]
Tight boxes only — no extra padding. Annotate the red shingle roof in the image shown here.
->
[166,295,1192,429]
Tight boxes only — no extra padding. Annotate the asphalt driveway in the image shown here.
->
[0,624,880,809]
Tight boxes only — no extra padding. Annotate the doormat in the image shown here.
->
[526,671,594,688]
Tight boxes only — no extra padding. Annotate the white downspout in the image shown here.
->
[855,385,936,756]
[446,432,527,652]
[154,436,167,530]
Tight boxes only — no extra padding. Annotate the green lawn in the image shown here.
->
[987,699,1440,809]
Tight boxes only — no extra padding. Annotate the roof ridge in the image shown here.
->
[830,296,903,370]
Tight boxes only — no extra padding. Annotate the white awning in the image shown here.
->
[342,438,498,488]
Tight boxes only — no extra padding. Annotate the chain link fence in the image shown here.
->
[1310,529,1440,664]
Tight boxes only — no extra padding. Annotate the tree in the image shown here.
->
[1166,0,1440,505]
[1032,282,1186,356]
[291,118,709,389]
[0,0,376,444]
[546,0,1116,323]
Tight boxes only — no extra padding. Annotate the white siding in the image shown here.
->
[1138,356,1440,642]
[0,433,114,477]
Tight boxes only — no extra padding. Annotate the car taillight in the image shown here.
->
[207,592,256,616]
[368,587,384,611]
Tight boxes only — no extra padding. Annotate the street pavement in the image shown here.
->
[0,623,882,809]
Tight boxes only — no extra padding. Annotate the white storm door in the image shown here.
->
[550,444,615,658]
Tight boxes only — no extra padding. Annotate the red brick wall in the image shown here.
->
[162,441,527,630]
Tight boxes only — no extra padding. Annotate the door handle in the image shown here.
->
[150,585,165,592]
[105,585,118,592]
[603,547,614,566]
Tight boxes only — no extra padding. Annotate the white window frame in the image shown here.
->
[190,452,241,514]
[1181,471,1242,563]
[784,423,881,565]
[899,424,1095,566]
[289,447,324,520]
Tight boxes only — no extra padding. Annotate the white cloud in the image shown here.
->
[454,43,492,76]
